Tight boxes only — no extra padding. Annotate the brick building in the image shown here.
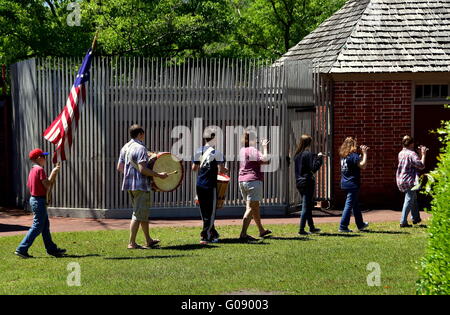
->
[279,0,450,208]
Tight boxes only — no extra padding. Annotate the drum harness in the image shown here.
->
[199,146,215,169]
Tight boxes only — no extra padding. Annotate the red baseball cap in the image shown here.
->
[29,148,49,160]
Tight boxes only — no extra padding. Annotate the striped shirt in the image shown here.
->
[396,148,425,192]
[118,139,150,192]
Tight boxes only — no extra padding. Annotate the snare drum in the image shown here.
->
[148,152,184,192]
[216,173,230,209]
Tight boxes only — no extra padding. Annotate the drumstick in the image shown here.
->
[166,171,178,175]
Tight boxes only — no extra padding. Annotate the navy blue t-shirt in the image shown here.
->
[340,152,361,190]
[193,146,225,189]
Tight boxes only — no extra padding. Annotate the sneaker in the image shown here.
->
[14,251,33,259]
[338,228,353,233]
[400,223,412,228]
[412,218,422,225]
[211,230,220,240]
[210,238,219,243]
[199,239,209,245]
[358,222,369,231]
[310,228,321,234]
[298,230,310,235]
[48,248,66,257]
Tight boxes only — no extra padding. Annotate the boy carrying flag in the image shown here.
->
[15,149,66,258]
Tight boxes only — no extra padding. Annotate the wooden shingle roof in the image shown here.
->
[278,0,450,73]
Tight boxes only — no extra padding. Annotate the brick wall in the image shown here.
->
[332,80,412,208]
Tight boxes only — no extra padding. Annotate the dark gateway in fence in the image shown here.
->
[10,58,332,218]
[1,64,12,206]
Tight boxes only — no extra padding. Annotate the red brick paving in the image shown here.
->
[0,209,431,237]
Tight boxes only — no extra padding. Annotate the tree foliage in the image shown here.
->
[0,0,93,65]
[0,0,346,65]
[230,0,346,58]
[82,0,236,58]
[417,112,450,295]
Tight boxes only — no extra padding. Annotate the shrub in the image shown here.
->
[416,118,450,295]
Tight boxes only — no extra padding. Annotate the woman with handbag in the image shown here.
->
[396,135,428,227]
[294,134,324,235]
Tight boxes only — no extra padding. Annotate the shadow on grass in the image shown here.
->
[361,230,410,235]
[62,254,102,258]
[216,238,269,245]
[266,236,313,241]
[159,244,219,251]
[315,233,362,238]
[0,223,29,233]
[104,254,187,260]
[41,254,101,259]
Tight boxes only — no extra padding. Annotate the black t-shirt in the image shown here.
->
[294,150,323,188]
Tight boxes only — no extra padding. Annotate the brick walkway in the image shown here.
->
[0,209,431,237]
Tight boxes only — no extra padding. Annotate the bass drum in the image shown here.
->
[148,152,184,192]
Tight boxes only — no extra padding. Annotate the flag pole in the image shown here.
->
[91,30,99,51]
[46,32,99,205]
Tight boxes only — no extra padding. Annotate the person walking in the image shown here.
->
[15,149,66,258]
[338,137,370,232]
[238,130,272,241]
[396,135,428,227]
[294,135,324,235]
[117,124,168,249]
[192,128,227,244]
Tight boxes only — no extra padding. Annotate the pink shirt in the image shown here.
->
[239,147,264,182]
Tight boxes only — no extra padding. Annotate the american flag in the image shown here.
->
[43,49,93,163]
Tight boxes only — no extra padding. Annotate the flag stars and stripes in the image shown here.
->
[43,48,93,163]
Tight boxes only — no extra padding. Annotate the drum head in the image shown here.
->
[217,173,230,182]
[152,153,184,192]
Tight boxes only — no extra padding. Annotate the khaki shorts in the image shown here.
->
[128,190,152,222]
[239,181,263,202]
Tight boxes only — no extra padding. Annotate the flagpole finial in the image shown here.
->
[91,31,99,51]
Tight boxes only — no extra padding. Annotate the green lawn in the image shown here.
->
[0,221,428,295]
